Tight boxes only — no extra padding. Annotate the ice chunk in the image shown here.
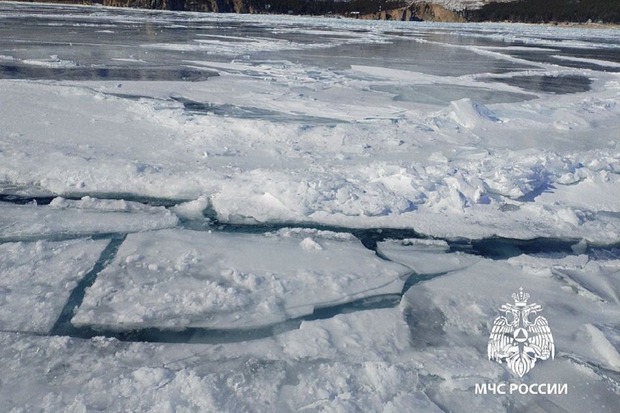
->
[574,324,620,370]
[547,259,620,305]
[73,228,410,330]
[448,98,501,128]
[170,196,211,220]
[22,55,79,68]
[377,238,480,275]
[299,237,323,251]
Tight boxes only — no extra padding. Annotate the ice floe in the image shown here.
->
[72,228,410,330]
[0,198,178,241]
[0,239,108,333]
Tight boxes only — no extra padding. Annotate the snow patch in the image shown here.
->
[300,237,323,251]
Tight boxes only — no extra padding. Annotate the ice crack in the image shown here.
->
[50,235,127,337]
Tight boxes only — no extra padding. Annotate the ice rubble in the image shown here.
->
[2,65,619,242]
[2,244,620,412]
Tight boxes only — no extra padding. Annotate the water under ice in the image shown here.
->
[0,2,619,412]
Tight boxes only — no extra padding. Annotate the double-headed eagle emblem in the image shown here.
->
[488,288,555,377]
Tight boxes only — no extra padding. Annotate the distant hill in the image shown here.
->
[465,0,620,24]
[9,0,620,23]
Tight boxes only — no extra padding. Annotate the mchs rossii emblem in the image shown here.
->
[488,288,555,377]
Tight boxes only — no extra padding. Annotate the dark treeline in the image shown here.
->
[246,0,407,15]
[466,0,620,23]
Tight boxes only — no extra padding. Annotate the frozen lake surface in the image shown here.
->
[1,2,619,412]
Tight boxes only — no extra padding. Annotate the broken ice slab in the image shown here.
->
[72,228,410,331]
[403,254,620,376]
[377,238,481,275]
[0,239,109,333]
[0,198,179,241]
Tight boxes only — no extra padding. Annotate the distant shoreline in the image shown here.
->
[3,0,620,26]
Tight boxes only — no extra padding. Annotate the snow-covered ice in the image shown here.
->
[1,2,619,412]
[0,197,178,241]
[72,228,409,330]
[0,238,108,333]
[2,249,619,412]
[399,251,620,413]
[1,4,619,241]
[377,238,481,274]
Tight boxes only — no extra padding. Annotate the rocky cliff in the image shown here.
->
[19,0,618,23]
[103,0,252,12]
[356,2,465,22]
[10,1,465,22]
[99,0,463,22]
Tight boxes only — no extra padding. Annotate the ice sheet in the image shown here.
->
[1,4,620,412]
[0,239,109,333]
[0,198,178,241]
[1,6,619,242]
[72,228,409,330]
[0,329,440,413]
[3,250,619,412]
[401,253,620,412]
